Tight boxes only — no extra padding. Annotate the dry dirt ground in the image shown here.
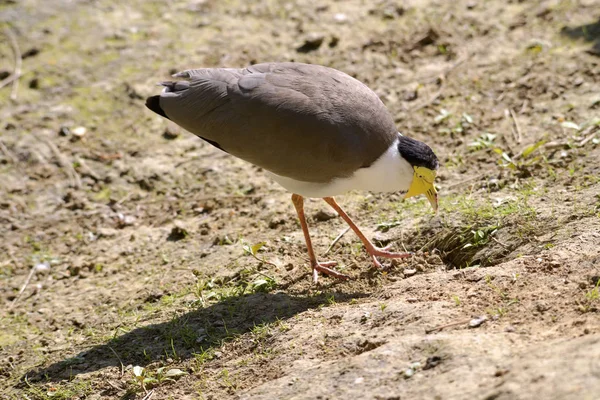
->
[1,0,600,399]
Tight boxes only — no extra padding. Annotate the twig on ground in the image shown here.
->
[105,380,122,391]
[579,125,599,147]
[445,173,485,190]
[41,136,82,188]
[141,389,155,400]
[409,52,469,111]
[509,108,522,144]
[107,346,125,377]
[115,192,135,206]
[425,318,472,334]
[491,236,510,249]
[324,227,350,255]
[9,263,49,310]
[0,139,18,164]
[1,27,23,100]
[410,81,445,112]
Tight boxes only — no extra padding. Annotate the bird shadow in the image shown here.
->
[23,289,368,384]
[561,18,600,56]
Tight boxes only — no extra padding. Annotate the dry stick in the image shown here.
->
[141,389,155,400]
[9,265,37,310]
[509,108,522,144]
[3,27,22,100]
[0,71,20,90]
[107,346,125,377]
[425,318,472,334]
[409,53,469,112]
[324,226,350,255]
[410,81,446,112]
[105,380,122,391]
[491,236,510,249]
[116,191,134,206]
[444,173,486,190]
[41,137,82,188]
[0,139,18,164]
[579,126,599,147]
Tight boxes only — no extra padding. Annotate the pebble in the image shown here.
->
[403,268,417,277]
[469,316,488,328]
[314,209,337,222]
[72,126,87,138]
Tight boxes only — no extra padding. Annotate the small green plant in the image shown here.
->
[468,133,496,151]
[494,139,546,171]
[250,276,277,292]
[326,293,337,305]
[463,225,498,249]
[451,295,461,306]
[132,365,187,393]
[242,240,278,268]
[193,347,215,371]
[579,280,600,312]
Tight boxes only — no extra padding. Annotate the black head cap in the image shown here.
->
[397,135,439,171]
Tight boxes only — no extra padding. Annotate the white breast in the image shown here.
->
[267,138,414,198]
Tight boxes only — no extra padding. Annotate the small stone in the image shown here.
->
[167,225,189,241]
[29,77,39,89]
[269,218,286,229]
[360,312,371,324]
[403,368,415,379]
[469,316,487,328]
[71,317,86,329]
[535,301,550,313]
[72,126,87,138]
[97,228,118,238]
[116,213,136,227]
[162,127,180,140]
[314,210,336,222]
[333,13,348,23]
[403,268,417,277]
[296,33,325,53]
[59,126,71,136]
[423,356,442,370]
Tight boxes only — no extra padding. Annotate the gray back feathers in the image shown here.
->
[150,62,398,183]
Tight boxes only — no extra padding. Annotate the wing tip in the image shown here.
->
[172,70,190,78]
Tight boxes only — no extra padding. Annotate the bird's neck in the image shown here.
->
[349,138,413,195]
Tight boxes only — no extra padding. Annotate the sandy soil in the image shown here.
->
[1,0,599,399]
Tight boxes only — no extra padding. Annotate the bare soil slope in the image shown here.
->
[1,1,599,399]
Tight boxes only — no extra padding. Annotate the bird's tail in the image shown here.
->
[145,80,192,120]
[145,95,169,120]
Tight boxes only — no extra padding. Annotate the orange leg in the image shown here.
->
[291,194,350,283]
[323,197,412,269]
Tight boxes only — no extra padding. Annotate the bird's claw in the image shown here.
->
[311,261,351,283]
[368,247,413,270]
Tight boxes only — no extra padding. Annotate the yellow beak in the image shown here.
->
[404,166,438,213]
[426,186,438,213]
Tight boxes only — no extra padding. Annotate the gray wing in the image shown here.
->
[150,62,397,183]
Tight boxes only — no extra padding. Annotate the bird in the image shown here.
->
[145,62,439,283]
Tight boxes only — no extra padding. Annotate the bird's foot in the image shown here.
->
[367,244,413,270]
[312,261,351,284]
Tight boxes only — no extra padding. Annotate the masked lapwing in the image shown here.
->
[146,62,439,283]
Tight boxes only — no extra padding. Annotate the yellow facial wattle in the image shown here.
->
[404,166,438,212]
